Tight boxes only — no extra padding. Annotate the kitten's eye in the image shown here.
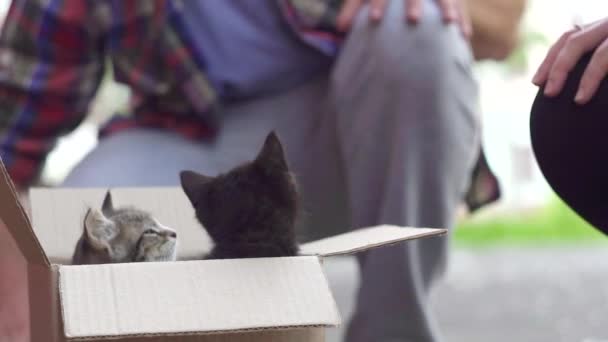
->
[143,229,157,235]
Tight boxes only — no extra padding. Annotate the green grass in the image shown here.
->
[453,197,608,246]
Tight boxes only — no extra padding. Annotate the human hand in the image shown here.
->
[336,0,472,39]
[532,18,608,105]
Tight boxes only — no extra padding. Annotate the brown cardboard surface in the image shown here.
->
[0,158,49,265]
[29,264,64,342]
[299,225,447,257]
[30,188,212,264]
[59,257,340,339]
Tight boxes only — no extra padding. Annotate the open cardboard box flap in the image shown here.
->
[299,225,446,257]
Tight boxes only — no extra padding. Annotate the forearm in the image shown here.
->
[0,0,105,188]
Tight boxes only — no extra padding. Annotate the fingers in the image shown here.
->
[369,0,387,22]
[438,0,458,23]
[542,21,608,97]
[406,0,422,24]
[532,30,574,86]
[339,0,469,38]
[543,33,588,96]
[575,39,608,104]
[456,0,472,40]
[407,0,470,38]
[337,0,363,32]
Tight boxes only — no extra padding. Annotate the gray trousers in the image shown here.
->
[63,1,479,341]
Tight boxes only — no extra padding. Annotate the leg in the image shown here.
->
[531,51,608,235]
[332,1,480,341]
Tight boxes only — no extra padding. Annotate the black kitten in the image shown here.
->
[180,132,299,259]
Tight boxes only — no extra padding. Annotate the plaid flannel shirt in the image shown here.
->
[0,0,500,212]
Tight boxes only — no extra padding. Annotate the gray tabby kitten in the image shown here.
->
[72,191,178,265]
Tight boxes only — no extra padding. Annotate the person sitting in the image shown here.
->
[531,17,608,237]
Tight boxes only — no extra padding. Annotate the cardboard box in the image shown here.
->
[0,159,446,341]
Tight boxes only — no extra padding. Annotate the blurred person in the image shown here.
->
[0,0,518,341]
[531,18,608,237]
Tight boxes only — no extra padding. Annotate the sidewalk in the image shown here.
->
[324,246,608,342]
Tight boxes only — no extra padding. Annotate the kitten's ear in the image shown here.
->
[255,131,288,171]
[83,208,117,251]
[180,170,212,204]
[102,190,114,216]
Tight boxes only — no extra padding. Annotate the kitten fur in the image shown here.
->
[72,191,178,265]
[180,132,299,259]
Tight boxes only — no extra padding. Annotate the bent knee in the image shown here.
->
[346,0,473,85]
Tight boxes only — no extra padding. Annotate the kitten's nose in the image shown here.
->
[163,230,177,238]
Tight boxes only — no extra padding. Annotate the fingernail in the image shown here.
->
[575,87,586,103]
[532,73,540,86]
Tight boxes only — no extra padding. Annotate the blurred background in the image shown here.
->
[2,1,608,341]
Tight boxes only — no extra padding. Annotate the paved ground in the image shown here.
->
[323,246,608,342]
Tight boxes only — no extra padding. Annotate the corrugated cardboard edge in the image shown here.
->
[0,157,49,265]
[62,325,331,341]
[30,264,63,341]
[316,256,342,328]
[300,226,448,257]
